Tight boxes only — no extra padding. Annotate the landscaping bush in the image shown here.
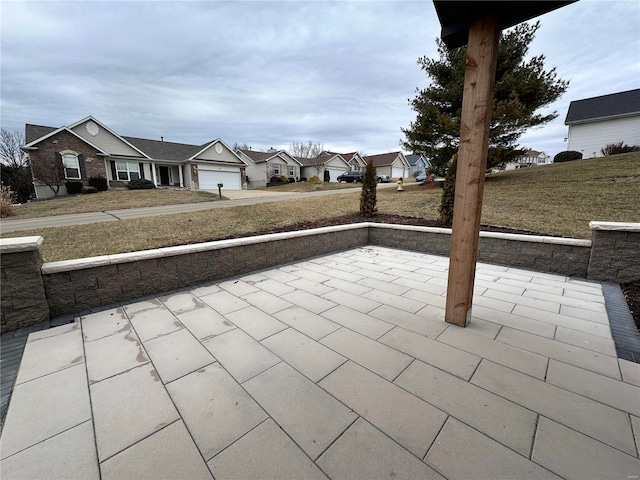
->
[359,160,377,218]
[65,181,83,194]
[126,179,156,190]
[81,186,98,194]
[0,185,14,218]
[89,176,108,191]
[279,175,289,183]
[308,175,319,183]
[601,142,640,156]
[554,151,582,163]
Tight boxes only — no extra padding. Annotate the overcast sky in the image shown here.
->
[1,0,638,159]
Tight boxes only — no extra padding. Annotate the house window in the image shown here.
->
[62,154,81,179]
[116,161,141,181]
[273,163,281,175]
[288,165,295,176]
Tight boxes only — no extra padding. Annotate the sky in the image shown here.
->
[1,0,639,159]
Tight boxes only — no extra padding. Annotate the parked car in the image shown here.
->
[337,171,364,183]
[415,172,427,182]
[376,173,390,183]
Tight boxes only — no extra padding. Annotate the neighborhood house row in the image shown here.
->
[22,116,426,199]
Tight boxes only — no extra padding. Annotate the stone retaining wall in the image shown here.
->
[1,222,638,333]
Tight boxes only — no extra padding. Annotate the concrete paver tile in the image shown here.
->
[91,363,179,461]
[620,359,640,387]
[127,305,184,342]
[218,279,260,297]
[24,321,77,340]
[14,326,84,385]
[363,289,424,313]
[554,326,617,356]
[280,290,336,315]
[317,418,445,480]
[546,360,640,417]
[0,420,99,480]
[290,269,332,283]
[262,328,346,382]
[497,327,620,379]
[273,306,341,340]
[438,325,548,379]
[262,269,301,283]
[224,306,288,340]
[379,327,480,380]
[199,290,250,315]
[323,277,372,296]
[532,416,640,480]
[319,361,447,458]
[400,289,447,309]
[242,290,293,314]
[202,328,280,383]
[559,304,609,324]
[320,268,364,283]
[471,360,637,456]
[457,317,502,339]
[425,417,561,480]
[471,305,556,338]
[238,272,268,282]
[101,420,213,480]
[370,305,448,338]
[522,289,606,312]
[85,329,149,383]
[243,362,357,460]
[252,278,296,296]
[166,363,267,461]
[81,308,130,342]
[391,276,448,296]
[532,276,601,294]
[143,329,215,384]
[512,305,611,338]
[159,292,210,315]
[395,360,538,457]
[209,419,328,480]
[320,328,412,381]
[321,290,381,314]
[190,283,221,297]
[321,305,394,339]
[0,364,91,460]
[286,277,334,296]
[471,294,516,313]
[357,276,408,295]
[562,288,605,303]
[122,298,164,315]
[632,415,640,455]
[175,306,236,341]
[496,277,563,296]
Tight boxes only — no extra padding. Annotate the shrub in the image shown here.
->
[438,154,457,226]
[279,175,289,183]
[81,186,98,194]
[89,176,108,191]
[554,151,582,163]
[65,181,83,194]
[601,142,640,156]
[126,179,156,190]
[308,175,319,183]
[359,160,377,218]
[0,185,14,218]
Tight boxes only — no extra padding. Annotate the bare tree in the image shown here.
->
[31,154,66,197]
[0,129,33,202]
[288,140,323,159]
[233,142,251,151]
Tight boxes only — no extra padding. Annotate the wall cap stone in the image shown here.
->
[0,236,43,253]
[589,221,640,232]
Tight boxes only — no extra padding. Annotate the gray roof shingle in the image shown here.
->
[122,136,202,161]
[25,124,57,144]
[565,89,640,124]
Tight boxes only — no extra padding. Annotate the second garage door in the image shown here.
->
[326,168,347,182]
[391,167,404,179]
[199,170,241,190]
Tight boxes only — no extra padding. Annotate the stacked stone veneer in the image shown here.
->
[0,237,50,333]
[1,222,638,333]
[588,222,640,283]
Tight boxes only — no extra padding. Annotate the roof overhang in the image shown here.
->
[433,1,577,49]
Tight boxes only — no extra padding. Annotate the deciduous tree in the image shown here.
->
[402,22,568,175]
[31,153,66,197]
[0,129,33,203]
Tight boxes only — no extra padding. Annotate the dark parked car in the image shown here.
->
[337,171,364,183]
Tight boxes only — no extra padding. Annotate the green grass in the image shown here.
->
[2,152,638,262]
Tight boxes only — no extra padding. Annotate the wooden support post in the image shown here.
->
[445,16,500,326]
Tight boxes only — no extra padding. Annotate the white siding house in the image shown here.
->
[565,89,640,158]
[237,149,301,188]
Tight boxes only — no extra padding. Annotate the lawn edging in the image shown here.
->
[2,222,638,333]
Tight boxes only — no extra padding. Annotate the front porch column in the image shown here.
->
[151,162,158,186]
[178,164,184,187]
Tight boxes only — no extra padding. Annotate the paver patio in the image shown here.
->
[1,246,639,479]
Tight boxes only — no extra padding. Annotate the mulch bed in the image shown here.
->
[217,212,640,332]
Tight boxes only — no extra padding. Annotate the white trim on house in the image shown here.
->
[67,116,151,159]
[23,126,110,155]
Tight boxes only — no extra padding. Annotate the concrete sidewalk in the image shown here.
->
[1,246,638,479]
[0,184,397,234]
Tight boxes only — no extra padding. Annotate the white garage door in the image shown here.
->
[327,168,347,182]
[199,170,241,190]
[392,167,404,179]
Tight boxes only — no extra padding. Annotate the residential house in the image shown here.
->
[505,150,551,170]
[329,152,366,172]
[363,151,410,179]
[564,89,640,157]
[23,116,247,199]
[236,148,302,188]
[405,154,431,177]
[298,151,351,182]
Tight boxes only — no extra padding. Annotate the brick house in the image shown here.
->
[22,116,247,199]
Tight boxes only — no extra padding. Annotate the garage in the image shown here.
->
[392,167,404,179]
[326,168,347,182]
[198,169,241,190]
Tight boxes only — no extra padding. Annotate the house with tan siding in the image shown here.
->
[237,149,302,188]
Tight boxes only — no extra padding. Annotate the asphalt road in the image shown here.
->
[0,184,398,234]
